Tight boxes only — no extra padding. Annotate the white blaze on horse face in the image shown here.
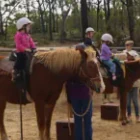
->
[99,71,105,93]
[93,58,105,93]
[93,58,98,64]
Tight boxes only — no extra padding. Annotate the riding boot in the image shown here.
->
[11,69,21,82]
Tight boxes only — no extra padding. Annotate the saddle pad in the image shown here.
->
[0,57,14,73]
[114,53,127,61]
[100,63,126,78]
[100,66,108,78]
[120,63,125,78]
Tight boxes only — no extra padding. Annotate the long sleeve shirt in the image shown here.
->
[100,43,112,60]
[14,32,36,52]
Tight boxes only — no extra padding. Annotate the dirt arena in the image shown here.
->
[4,92,140,140]
[0,48,140,140]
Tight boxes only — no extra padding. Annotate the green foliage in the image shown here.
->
[0,0,140,46]
[94,31,102,48]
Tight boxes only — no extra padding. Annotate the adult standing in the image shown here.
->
[66,27,95,140]
[123,40,140,122]
[84,27,95,46]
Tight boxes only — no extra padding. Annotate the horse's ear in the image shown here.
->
[76,47,88,60]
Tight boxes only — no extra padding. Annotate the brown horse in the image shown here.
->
[103,59,140,125]
[0,48,103,140]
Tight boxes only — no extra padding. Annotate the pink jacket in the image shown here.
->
[14,32,36,52]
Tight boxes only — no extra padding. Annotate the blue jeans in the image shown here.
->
[127,87,140,117]
[71,99,93,140]
[102,59,116,74]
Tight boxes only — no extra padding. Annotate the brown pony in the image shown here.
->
[0,48,102,140]
[103,59,140,125]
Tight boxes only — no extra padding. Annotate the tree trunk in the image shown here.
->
[4,21,8,40]
[56,14,59,33]
[126,0,135,40]
[104,0,111,31]
[25,0,30,18]
[80,0,88,40]
[52,5,56,32]
[37,0,46,34]
[60,7,71,42]
[0,3,4,35]
[121,5,124,31]
[48,1,53,40]
[97,0,101,31]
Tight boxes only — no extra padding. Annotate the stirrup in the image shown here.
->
[11,70,21,82]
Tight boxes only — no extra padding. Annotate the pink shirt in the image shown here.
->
[14,32,36,52]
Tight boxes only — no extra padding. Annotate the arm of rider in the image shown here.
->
[111,53,115,59]
[31,48,37,53]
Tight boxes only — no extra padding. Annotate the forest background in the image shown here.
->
[0,0,139,47]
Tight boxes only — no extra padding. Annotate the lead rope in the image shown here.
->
[67,103,72,136]
[19,70,26,140]
[19,89,24,140]
[66,91,93,140]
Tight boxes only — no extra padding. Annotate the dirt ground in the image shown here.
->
[3,92,140,140]
[0,48,140,140]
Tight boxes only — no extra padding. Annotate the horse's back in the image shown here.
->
[0,56,14,73]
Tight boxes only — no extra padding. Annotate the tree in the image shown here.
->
[0,0,21,38]
[104,0,111,31]
[80,0,88,40]
[95,0,102,31]
[25,0,30,18]
[58,0,72,42]
[120,0,135,40]
[36,0,46,34]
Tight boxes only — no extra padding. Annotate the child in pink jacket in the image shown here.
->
[12,17,36,81]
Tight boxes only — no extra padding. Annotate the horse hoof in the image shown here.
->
[122,121,127,125]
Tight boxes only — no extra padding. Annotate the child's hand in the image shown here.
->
[25,48,31,52]
[111,53,115,59]
[112,53,115,56]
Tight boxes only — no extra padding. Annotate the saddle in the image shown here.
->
[100,58,124,87]
[0,51,35,104]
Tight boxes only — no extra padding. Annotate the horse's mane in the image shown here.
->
[34,48,82,73]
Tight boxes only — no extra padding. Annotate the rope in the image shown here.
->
[67,103,72,136]
[66,91,93,140]
[82,117,85,140]
[71,93,92,117]
[70,93,92,140]
[19,89,24,140]
[19,70,26,140]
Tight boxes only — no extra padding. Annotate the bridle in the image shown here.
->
[79,66,100,81]
[78,57,101,83]
[78,65,101,93]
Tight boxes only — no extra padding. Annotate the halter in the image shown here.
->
[79,66,100,82]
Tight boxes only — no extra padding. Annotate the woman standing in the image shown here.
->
[123,40,140,122]
[66,27,95,140]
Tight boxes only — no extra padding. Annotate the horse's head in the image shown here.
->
[77,48,105,92]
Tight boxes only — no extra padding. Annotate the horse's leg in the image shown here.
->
[44,92,62,140]
[119,88,127,125]
[0,101,8,140]
[44,104,55,140]
[35,101,46,140]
